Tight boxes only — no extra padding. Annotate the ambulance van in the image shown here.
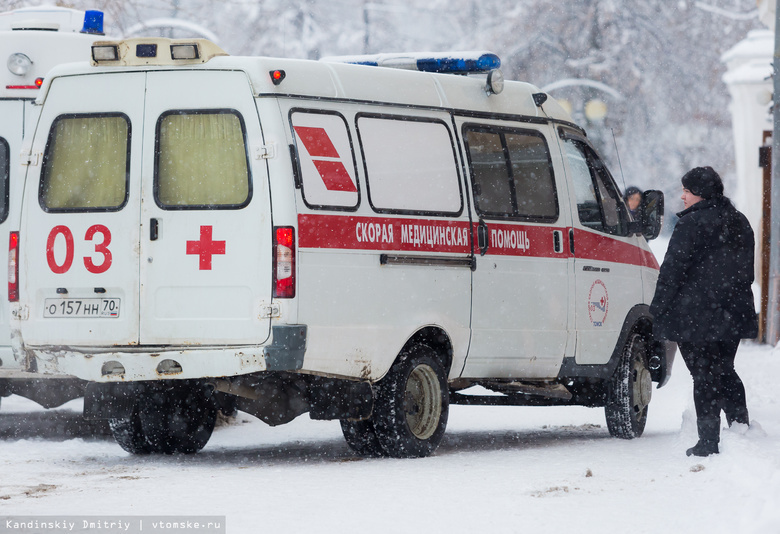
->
[10,37,673,456]
[0,6,105,409]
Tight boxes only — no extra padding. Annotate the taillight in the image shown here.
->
[273,226,295,298]
[9,231,19,302]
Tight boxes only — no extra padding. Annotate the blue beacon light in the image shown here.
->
[325,52,501,75]
[81,10,104,35]
[416,53,500,74]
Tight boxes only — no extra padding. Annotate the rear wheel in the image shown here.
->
[340,418,386,457]
[109,404,152,455]
[605,333,652,439]
[109,382,217,454]
[373,343,449,458]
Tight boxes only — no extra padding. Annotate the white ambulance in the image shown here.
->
[10,37,673,456]
[0,6,106,409]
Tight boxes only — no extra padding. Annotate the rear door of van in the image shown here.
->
[139,70,272,345]
[19,72,144,347]
[18,70,273,349]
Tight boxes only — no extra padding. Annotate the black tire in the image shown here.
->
[371,343,449,458]
[340,418,386,458]
[605,333,652,439]
[109,382,217,455]
[109,404,152,455]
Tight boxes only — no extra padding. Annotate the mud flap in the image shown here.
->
[308,377,373,421]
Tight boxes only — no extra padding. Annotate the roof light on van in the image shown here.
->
[136,44,157,58]
[90,38,228,66]
[7,53,32,76]
[485,69,504,95]
[92,44,118,62]
[171,44,200,60]
[321,51,501,74]
[7,77,45,90]
[270,69,286,85]
[80,10,104,35]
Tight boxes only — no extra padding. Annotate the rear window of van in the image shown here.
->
[40,114,130,212]
[155,110,251,210]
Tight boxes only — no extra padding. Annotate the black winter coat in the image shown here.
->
[650,196,758,342]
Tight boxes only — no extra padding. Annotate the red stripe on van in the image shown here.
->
[312,160,358,192]
[298,214,471,254]
[298,214,659,270]
[573,228,659,270]
[477,222,563,258]
[293,126,340,158]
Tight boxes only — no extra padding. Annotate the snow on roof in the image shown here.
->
[721,29,773,67]
[0,6,88,33]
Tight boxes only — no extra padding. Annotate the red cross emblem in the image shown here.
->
[186,225,225,270]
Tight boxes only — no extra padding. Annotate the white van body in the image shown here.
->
[0,6,106,407]
[11,38,673,456]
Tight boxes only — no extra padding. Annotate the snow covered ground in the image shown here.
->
[0,340,778,534]
[2,238,778,533]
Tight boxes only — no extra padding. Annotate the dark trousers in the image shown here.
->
[678,339,749,425]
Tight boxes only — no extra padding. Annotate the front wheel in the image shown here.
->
[605,333,652,439]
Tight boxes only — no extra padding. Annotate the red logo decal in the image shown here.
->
[588,279,609,327]
[294,126,357,193]
[186,225,226,270]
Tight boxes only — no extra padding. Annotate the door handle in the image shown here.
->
[150,218,159,241]
[569,228,575,255]
[477,220,489,256]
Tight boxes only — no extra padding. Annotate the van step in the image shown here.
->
[481,381,573,400]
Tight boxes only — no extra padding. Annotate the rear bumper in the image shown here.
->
[25,325,307,382]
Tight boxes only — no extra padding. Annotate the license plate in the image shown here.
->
[44,298,121,318]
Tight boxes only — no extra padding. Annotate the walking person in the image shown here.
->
[650,166,758,457]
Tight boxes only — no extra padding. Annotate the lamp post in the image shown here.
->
[542,78,623,160]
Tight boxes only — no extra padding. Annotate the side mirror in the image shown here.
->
[636,190,664,240]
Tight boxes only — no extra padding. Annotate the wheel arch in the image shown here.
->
[396,326,454,378]
[558,304,669,384]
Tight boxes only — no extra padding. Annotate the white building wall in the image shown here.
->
[721,26,773,279]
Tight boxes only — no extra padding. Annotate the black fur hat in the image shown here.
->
[681,166,724,199]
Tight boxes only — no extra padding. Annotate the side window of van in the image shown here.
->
[464,126,558,221]
[40,114,130,212]
[357,115,462,216]
[155,110,250,209]
[291,110,359,210]
[563,139,629,236]
[0,137,8,223]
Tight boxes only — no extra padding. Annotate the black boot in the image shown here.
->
[725,406,749,427]
[686,418,720,457]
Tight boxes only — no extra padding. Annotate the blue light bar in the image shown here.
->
[81,10,104,35]
[416,54,500,74]
[322,51,501,74]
